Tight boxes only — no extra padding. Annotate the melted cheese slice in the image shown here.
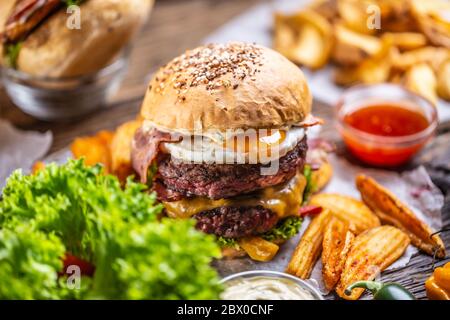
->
[163,171,307,219]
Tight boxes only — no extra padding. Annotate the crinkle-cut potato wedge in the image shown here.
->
[273,9,333,69]
[437,59,450,101]
[332,23,382,66]
[111,120,142,181]
[311,161,333,192]
[410,0,450,48]
[356,175,446,259]
[386,32,427,51]
[322,218,355,291]
[71,130,114,173]
[286,210,332,279]
[404,63,438,106]
[391,47,450,72]
[309,193,380,235]
[336,225,410,300]
[239,237,279,262]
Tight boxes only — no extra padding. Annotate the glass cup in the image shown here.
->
[0,49,130,121]
[336,84,438,166]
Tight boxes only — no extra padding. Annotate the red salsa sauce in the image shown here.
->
[341,104,431,166]
[344,105,429,137]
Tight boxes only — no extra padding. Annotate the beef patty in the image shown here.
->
[156,136,307,201]
[194,205,278,238]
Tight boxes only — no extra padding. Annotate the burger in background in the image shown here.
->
[0,0,153,77]
[0,0,154,120]
[131,42,326,261]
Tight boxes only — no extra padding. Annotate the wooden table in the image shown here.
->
[0,0,263,152]
[1,0,449,300]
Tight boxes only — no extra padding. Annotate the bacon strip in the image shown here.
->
[298,114,324,128]
[298,205,323,217]
[131,127,182,184]
[3,0,61,43]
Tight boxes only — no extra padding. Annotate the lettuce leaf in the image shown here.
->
[217,216,303,249]
[0,227,64,299]
[0,159,222,299]
[262,216,303,242]
[303,164,316,202]
[4,42,21,69]
[61,0,83,6]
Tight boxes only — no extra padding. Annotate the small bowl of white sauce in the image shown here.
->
[220,270,324,300]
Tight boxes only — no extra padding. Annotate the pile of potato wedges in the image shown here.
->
[273,0,450,105]
[286,174,446,300]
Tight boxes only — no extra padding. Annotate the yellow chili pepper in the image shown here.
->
[426,262,450,300]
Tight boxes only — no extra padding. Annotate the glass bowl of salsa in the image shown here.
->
[336,84,438,167]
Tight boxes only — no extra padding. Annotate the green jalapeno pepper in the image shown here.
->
[345,280,416,300]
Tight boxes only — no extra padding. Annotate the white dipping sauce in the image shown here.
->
[221,276,316,300]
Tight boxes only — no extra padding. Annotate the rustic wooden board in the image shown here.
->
[1,0,448,300]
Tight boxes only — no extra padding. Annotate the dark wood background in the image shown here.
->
[0,0,449,300]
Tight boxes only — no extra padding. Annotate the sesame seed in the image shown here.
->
[151,43,263,99]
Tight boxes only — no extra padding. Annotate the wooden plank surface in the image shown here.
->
[0,0,263,141]
[0,0,449,300]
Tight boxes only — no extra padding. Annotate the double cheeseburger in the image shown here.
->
[0,0,152,77]
[132,42,322,259]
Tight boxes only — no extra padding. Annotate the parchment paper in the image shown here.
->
[205,0,445,295]
[0,120,52,189]
[213,155,444,295]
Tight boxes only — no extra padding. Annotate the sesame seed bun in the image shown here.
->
[140,43,312,133]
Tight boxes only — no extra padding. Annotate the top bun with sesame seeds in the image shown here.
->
[140,42,312,133]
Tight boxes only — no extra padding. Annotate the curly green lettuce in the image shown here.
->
[62,0,83,6]
[303,164,316,202]
[4,42,22,68]
[217,216,303,249]
[0,159,222,300]
[262,216,303,242]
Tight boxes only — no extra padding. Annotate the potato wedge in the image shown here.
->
[437,59,450,100]
[309,193,380,235]
[71,130,114,173]
[378,0,419,32]
[308,0,338,21]
[332,23,382,66]
[337,0,378,34]
[391,47,450,72]
[111,120,142,181]
[333,34,393,86]
[322,218,355,291]
[274,9,333,69]
[386,32,427,51]
[239,237,279,262]
[311,161,333,192]
[403,63,438,106]
[336,225,410,300]
[411,0,450,48]
[286,210,332,278]
[31,161,46,174]
[356,175,446,258]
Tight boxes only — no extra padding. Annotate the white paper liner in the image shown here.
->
[0,120,52,190]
